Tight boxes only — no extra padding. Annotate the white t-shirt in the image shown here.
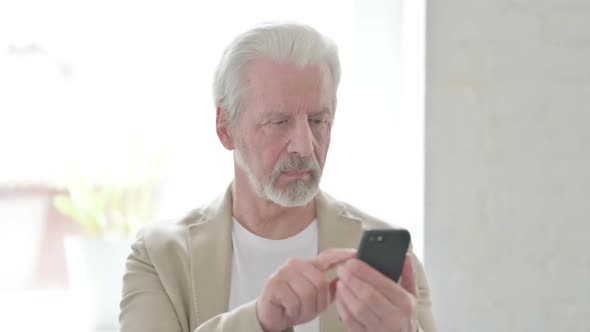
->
[228,218,320,332]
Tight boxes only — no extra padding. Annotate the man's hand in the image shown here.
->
[334,255,418,332]
[256,249,356,332]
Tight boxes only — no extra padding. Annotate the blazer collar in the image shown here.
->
[188,185,364,330]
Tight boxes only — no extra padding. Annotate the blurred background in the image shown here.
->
[0,0,588,331]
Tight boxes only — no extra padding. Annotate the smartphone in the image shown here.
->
[356,229,411,282]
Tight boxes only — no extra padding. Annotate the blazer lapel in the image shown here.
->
[187,186,233,327]
[316,191,364,332]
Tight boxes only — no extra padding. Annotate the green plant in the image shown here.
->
[54,144,166,239]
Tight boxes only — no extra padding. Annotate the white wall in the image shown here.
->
[324,0,426,258]
[425,0,590,331]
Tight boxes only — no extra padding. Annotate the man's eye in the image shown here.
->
[309,118,325,125]
[271,120,288,126]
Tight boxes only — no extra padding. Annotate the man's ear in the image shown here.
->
[216,106,235,150]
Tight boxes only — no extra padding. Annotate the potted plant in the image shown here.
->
[54,147,165,330]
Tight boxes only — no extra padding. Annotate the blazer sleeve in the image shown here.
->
[412,252,437,332]
[119,230,283,332]
[119,229,184,332]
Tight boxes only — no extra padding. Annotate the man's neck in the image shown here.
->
[231,181,316,240]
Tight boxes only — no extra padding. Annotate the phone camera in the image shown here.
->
[369,235,384,242]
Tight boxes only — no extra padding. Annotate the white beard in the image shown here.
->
[234,148,321,207]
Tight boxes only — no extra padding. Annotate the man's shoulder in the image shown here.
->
[135,201,214,253]
[319,191,405,230]
[322,192,414,251]
[141,186,229,237]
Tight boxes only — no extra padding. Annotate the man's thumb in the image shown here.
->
[399,254,418,297]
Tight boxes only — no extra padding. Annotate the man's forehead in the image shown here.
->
[258,106,333,117]
[244,59,331,86]
[243,60,333,100]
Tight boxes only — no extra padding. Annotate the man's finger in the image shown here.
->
[336,267,392,319]
[334,294,367,332]
[312,248,356,271]
[336,277,382,328]
[399,254,418,297]
[342,258,412,306]
[291,259,332,313]
[329,277,339,303]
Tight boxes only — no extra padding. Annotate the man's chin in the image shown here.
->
[264,181,319,207]
[279,178,318,193]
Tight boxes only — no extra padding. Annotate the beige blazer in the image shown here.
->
[120,186,436,332]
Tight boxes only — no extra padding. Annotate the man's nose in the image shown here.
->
[287,118,314,157]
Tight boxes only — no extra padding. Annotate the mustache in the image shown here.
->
[272,155,321,178]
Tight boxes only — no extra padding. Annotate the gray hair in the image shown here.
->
[213,22,341,128]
